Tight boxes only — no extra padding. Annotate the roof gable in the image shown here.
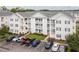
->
[30,12,47,18]
[51,12,75,20]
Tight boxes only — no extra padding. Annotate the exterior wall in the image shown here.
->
[30,13,47,34]
[50,13,76,40]
[8,14,28,34]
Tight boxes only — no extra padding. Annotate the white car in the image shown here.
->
[16,36,23,42]
[12,37,19,42]
[51,43,59,52]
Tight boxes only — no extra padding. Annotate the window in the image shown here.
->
[1,24,4,27]
[47,24,50,27]
[10,19,13,21]
[10,24,13,27]
[56,20,61,24]
[1,17,4,22]
[56,34,61,38]
[15,24,18,27]
[26,23,27,24]
[1,17,4,20]
[36,29,38,32]
[10,29,13,32]
[73,26,74,29]
[47,18,49,21]
[51,29,55,34]
[39,18,42,21]
[56,27,61,31]
[47,30,50,34]
[65,20,70,24]
[26,27,27,29]
[51,20,55,23]
[65,28,70,32]
[39,29,42,33]
[1,19,3,22]
[21,26,23,29]
[21,19,23,21]
[35,18,38,21]
[35,24,38,26]
[47,18,50,23]
[40,24,43,26]
[25,18,27,20]
[15,30,18,32]
[15,19,18,21]
[35,18,42,21]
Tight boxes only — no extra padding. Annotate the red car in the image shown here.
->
[20,38,28,45]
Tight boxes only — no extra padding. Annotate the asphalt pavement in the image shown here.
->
[0,41,51,52]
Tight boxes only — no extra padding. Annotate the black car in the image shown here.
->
[6,36,15,42]
[45,42,53,49]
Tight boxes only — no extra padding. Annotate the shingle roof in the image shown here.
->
[17,12,35,17]
[17,11,75,18]
[0,11,13,16]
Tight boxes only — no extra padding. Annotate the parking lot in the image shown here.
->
[0,41,51,52]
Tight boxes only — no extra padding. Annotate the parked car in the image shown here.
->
[16,36,24,43]
[51,43,59,52]
[58,45,65,52]
[30,38,36,44]
[6,36,15,42]
[45,42,53,49]
[25,38,36,46]
[31,40,41,47]
[12,37,19,42]
[20,38,29,45]
[25,39,31,46]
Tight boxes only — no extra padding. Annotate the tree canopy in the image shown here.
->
[0,25,9,35]
[66,33,79,51]
[10,7,35,13]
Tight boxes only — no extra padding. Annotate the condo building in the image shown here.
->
[0,11,78,40]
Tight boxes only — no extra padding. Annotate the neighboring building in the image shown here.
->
[0,11,78,40]
[0,11,12,28]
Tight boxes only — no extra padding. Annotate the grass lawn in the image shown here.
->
[25,33,47,40]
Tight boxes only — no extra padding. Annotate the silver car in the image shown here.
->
[58,45,65,52]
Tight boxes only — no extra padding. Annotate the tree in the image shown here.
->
[0,25,9,35]
[10,7,20,13]
[66,33,79,51]
[10,7,35,13]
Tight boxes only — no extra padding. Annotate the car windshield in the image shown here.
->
[54,46,58,48]
[45,43,50,46]
[60,46,64,48]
